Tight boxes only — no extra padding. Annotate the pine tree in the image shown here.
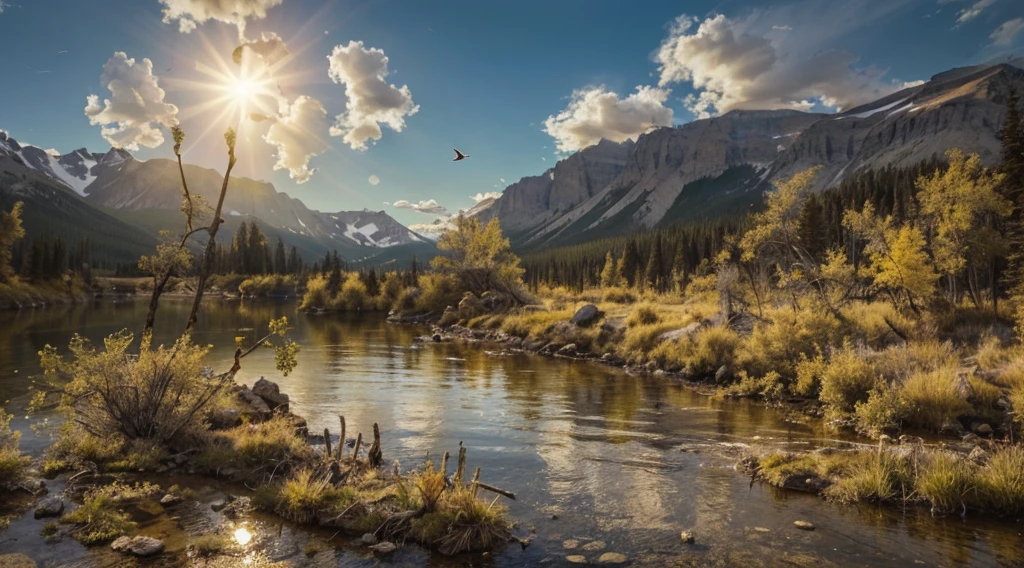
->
[274,238,287,274]
[599,251,618,287]
[621,241,641,288]
[287,246,301,274]
[798,193,826,261]
[645,234,665,292]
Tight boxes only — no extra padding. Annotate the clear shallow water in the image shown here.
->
[1,298,1023,567]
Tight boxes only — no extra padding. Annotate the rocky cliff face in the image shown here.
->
[477,61,1024,249]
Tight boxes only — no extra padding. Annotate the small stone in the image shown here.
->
[361,533,379,546]
[975,423,993,436]
[680,530,695,544]
[715,365,730,382]
[0,553,37,568]
[211,499,228,512]
[598,552,628,565]
[159,494,182,505]
[793,521,815,531]
[551,514,559,520]
[753,527,770,533]
[111,536,133,552]
[968,446,990,464]
[566,556,588,564]
[128,536,165,557]
[557,344,578,356]
[562,539,580,550]
[34,495,64,519]
[432,333,442,343]
[369,541,398,555]
[581,540,606,551]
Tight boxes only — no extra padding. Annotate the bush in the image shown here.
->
[338,272,370,311]
[414,274,461,314]
[901,366,971,431]
[824,451,911,504]
[602,287,636,304]
[977,446,1024,515]
[916,452,977,514]
[622,322,679,363]
[196,416,314,478]
[626,304,660,327]
[854,383,907,435]
[816,343,878,418]
[0,412,29,489]
[299,274,330,311]
[736,306,842,382]
[271,469,357,524]
[650,326,738,377]
[60,484,156,544]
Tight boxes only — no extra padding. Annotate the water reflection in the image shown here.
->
[1,299,1022,567]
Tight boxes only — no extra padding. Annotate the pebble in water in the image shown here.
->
[794,520,815,531]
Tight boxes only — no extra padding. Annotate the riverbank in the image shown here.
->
[0,278,91,310]
[0,377,516,566]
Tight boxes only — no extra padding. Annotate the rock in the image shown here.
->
[369,541,398,555]
[974,423,993,436]
[658,321,704,343]
[570,304,602,326]
[112,536,164,557]
[598,552,628,565]
[968,446,990,465]
[211,499,228,512]
[714,365,730,382]
[34,495,64,519]
[238,388,272,418]
[252,377,289,412]
[962,433,982,444]
[432,333,442,343]
[793,521,815,531]
[566,556,588,564]
[458,292,484,318]
[0,553,37,568]
[208,407,242,430]
[581,540,606,551]
[557,344,578,356]
[898,435,923,445]
[159,493,183,506]
[939,420,965,436]
[18,478,46,495]
[361,533,379,546]
[680,530,695,544]
[562,539,580,549]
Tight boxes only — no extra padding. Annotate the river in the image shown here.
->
[1,298,1022,567]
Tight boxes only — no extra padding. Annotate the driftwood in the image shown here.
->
[473,481,516,500]
[338,416,346,460]
[368,423,383,468]
[454,443,467,486]
[353,432,363,463]
[324,427,332,458]
[440,451,450,478]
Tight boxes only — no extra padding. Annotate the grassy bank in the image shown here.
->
[0,276,90,309]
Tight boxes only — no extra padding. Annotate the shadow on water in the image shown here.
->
[1,298,1022,566]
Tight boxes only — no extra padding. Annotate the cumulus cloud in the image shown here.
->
[956,0,996,25]
[472,192,501,203]
[392,199,448,216]
[233,32,289,66]
[656,9,919,117]
[159,0,283,37]
[263,95,328,184]
[543,85,673,153]
[368,175,380,185]
[84,52,179,151]
[991,17,1024,45]
[327,41,419,150]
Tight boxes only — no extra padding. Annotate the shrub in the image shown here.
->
[736,306,842,382]
[622,322,679,363]
[299,274,330,311]
[854,383,907,435]
[338,272,370,311]
[273,469,356,524]
[602,287,636,304]
[196,416,314,478]
[651,326,738,377]
[414,274,461,314]
[975,334,1013,370]
[59,484,153,544]
[0,411,29,489]
[901,366,971,431]
[817,343,878,417]
[825,451,911,504]
[977,446,1024,515]
[916,452,977,514]
[626,304,660,327]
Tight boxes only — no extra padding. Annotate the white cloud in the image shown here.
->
[368,175,380,185]
[327,41,419,150]
[263,95,328,184]
[392,199,448,216]
[543,85,673,152]
[0,2,8,15]
[991,17,1024,45]
[656,9,919,117]
[956,0,996,25]
[233,32,289,66]
[408,219,453,241]
[84,52,179,151]
[159,0,283,37]
[541,157,547,161]
[772,25,793,31]
[471,192,501,203]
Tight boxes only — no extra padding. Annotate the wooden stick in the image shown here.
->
[474,481,516,500]
[454,443,467,486]
[338,416,346,460]
[368,423,383,468]
[353,432,363,464]
[440,451,450,477]
[324,427,332,459]
[471,467,481,497]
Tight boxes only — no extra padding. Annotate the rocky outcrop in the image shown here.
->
[252,377,290,412]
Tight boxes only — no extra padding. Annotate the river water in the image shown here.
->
[1,299,1022,567]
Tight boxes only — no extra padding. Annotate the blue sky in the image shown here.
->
[0,0,1021,230]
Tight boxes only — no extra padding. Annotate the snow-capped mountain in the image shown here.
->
[474,61,1024,250]
[0,129,429,259]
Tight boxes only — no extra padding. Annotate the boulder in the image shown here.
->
[369,541,398,555]
[557,344,578,356]
[968,446,990,465]
[208,407,242,430]
[112,536,164,557]
[432,333,443,343]
[361,533,379,546]
[159,493,183,506]
[974,423,993,436]
[458,292,484,318]
[598,552,628,565]
[570,304,602,326]
[238,388,272,419]
[793,520,815,531]
[33,496,64,519]
[714,365,730,382]
[657,321,704,343]
[0,554,37,568]
[252,377,289,412]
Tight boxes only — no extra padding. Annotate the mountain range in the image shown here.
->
[473,60,1024,250]
[0,130,436,268]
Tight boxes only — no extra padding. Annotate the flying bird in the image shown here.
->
[452,148,469,162]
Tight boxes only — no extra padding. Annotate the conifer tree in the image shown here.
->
[274,237,287,274]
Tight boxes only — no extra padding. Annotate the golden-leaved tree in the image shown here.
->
[0,201,25,283]
[432,215,528,303]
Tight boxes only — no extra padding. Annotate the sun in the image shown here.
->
[229,77,259,104]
